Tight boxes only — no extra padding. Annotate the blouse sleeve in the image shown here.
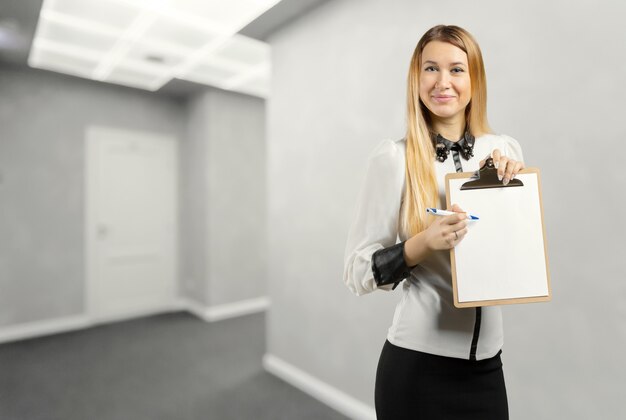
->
[342,139,407,296]
[501,134,525,163]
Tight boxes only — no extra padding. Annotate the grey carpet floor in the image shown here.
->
[0,312,349,420]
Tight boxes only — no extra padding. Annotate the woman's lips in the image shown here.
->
[432,95,455,103]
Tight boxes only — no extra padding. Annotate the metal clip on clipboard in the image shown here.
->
[460,158,524,190]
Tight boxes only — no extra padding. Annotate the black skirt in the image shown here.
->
[375,340,508,420]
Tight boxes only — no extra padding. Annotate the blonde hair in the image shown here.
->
[401,25,491,237]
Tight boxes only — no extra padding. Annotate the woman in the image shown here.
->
[343,25,525,419]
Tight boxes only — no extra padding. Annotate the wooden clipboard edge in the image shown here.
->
[445,171,467,309]
[454,294,551,308]
[445,167,551,308]
[535,167,553,305]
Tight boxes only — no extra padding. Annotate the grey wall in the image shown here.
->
[181,88,267,307]
[0,64,267,327]
[0,65,186,326]
[206,89,267,306]
[266,0,626,419]
[181,93,211,304]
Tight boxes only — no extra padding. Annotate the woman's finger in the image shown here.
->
[511,160,525,180]
[450,203,465,213]
[443,213,466,226]
[447,219,468,234]
[503,159,516,185]
[447,226,468,248]
[497,156,509,180]
[511,161,526,179]
[491,149,502,168]
[455,227,469,240]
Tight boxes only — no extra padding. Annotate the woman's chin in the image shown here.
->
[428,109,464,120]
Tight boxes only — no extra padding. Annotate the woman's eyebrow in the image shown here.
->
[422,60,467,66]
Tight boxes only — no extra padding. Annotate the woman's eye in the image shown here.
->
[451,67,464,73]
[425,66,437,72]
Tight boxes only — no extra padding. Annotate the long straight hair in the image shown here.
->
[401,25,491,238]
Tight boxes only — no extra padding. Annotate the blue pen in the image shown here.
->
[426,208,480,220]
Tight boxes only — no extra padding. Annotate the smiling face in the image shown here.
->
[419,41,472,127]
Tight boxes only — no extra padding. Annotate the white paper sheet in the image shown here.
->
[448,173,549,303]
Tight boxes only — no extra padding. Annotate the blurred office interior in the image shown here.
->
[1,1,625,419]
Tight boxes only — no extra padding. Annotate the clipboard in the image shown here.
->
[445,158,551,308]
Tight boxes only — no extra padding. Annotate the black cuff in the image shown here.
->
[371,241,414,290]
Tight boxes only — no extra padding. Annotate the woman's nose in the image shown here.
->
[435,74,451,89]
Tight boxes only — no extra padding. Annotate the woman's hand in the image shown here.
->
[403,204,468,265]
[424,204,468,250]
[479,149,525,186]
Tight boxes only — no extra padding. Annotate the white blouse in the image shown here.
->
[343,133,524,360]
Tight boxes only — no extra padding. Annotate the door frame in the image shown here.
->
[85,125,179,324]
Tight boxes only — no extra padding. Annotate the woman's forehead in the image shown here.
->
[421,41,468,64]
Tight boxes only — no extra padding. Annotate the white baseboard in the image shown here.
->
[0,314,92,345]
[263,353,376,420]
[90,300,187,325]
[180,296,270,322]
[0,296,269,345]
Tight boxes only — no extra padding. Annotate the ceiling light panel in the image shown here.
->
[29,0,277,98]
[37,18,118,53]
[152,17,221,51]
[29,47,99,78]
[122,42,187,70]
[180,34,270,88]
[40,9,123,38]
[184,62,241,86]
[91,11,158,80]
[32,37,102,62]
[50,0,139,31]
[106,66,164,90]
[147,0,277,32]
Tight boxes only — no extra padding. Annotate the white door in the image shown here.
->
[86,126,178,322]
